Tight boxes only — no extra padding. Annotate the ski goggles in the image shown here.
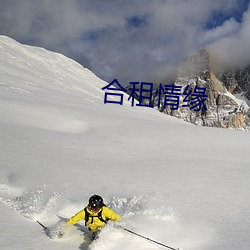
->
[89,204,101,212]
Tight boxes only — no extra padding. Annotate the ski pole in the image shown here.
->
[122,227,180,250]
[37,220,48,231]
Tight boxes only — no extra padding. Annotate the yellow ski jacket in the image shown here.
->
[67,206,121,233]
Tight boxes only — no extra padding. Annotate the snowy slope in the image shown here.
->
[0,36,250,250]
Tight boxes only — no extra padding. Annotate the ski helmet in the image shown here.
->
[89,195,104,210]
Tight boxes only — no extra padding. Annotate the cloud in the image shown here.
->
[200,18,240,45]
[0,0,249,85]
[209,3,250,69]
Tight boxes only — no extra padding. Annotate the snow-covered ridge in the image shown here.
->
[0,35,105,133]
[0,35,116,105]
[0,36,168,133]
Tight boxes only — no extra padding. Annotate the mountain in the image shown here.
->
[0,36,250,250]
[173,49,250,129]
[125,49,250,130]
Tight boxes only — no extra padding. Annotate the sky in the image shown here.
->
[0,0,249,86]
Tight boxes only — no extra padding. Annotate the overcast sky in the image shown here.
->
[0,0,249,86]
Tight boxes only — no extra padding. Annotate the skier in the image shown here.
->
[66,194,121,239]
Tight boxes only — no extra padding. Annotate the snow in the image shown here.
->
[0,35,250,250]
[234,93,250,107]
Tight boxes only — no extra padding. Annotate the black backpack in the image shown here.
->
[84,206,109,226]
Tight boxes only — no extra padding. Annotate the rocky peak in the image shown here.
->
[164,49,250,130]
[177,48,210,78]
[217,66,250,101]
[123,48,250,130]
